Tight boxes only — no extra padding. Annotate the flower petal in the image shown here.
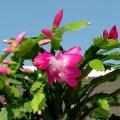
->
[58,68,81,87]
[65,46,81,54]
[33,52,53,69]
[57,52,82,68]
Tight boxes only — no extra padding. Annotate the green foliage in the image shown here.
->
[0,108,8,120]
[11,85,21,98]
[90,108,110,119]
[51,37,61,50]
[106,51,120,60]
[89,59,105,71]
[55,21,90,37]
[64,21,90,31]
[14,38,34,58]
[94,37,120,49]
[0,11,120,120]
[31,82,42,91]
[0,80,4,90]
[7,78,22,85]
[97,98,110,110]
[31,90,46,112]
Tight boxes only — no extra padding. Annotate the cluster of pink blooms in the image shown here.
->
[0,9,63,75]
[33,9,83,87]
[0,9,119,89]
[103,25,118,40]
[0,32,26,75]
[39,9,63,46]
[33,46,82,87]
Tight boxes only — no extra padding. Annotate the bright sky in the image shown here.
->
[0,0,120,54]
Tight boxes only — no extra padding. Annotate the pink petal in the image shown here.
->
[65,68,81,78]
[103,29,109,39]
[52,9,64,28]
[109,25,118,39]
[57,52,82,68]
[64,78,78,88]
[33,52,53,69]
[41,28,53,37]
[58,68,80,87]
[65,46,81,54]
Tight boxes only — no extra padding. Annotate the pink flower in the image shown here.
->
[0,67,11,75]
[12,32,26,47]
[52,9,64,28]
[3,47,15,53]
[41,28,53,37]
[39,39,51,46]
[33,46,82,87]
[103,25,118,40]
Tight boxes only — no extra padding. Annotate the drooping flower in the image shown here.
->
[39,39,51,46]
[0,66,11,75]
[52,9,64,28]
[41,28,53,37]
[12,32,26,47]
[33,46,82,87]
[103,25,118,40]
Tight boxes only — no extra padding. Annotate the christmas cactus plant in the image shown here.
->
[0,9,120,120]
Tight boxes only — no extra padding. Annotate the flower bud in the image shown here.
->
[39,39,51,46]
[0,95,7,105]
[0,67,11,75]
[2,59,17,64]
[109,25,118,39]
[3,39,14,44]
[12,32,26,47]
[103,25,118,40]
[3,47,15,53]
[103,29,109,39]
[41,28,53,37]
[52,9,64,28]
[20,68,34,74]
